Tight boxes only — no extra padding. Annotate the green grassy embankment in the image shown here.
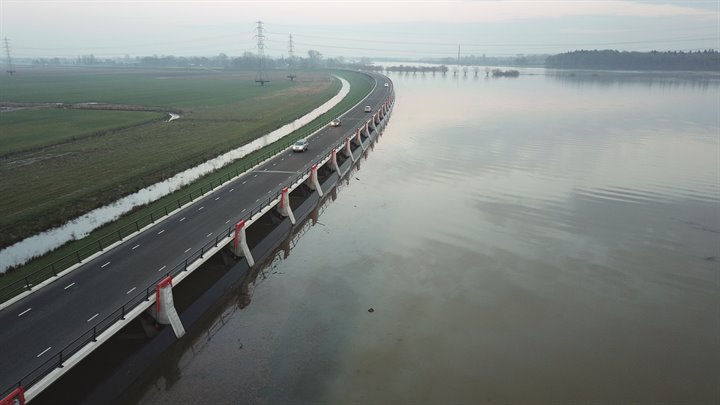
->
[0,69,374,297]
[0,69,338,248]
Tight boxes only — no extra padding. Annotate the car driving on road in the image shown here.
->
[330,119,341,127]
[292,138,309,152]
[364,106,372,112]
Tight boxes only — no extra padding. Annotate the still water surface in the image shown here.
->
[127,69,719,404]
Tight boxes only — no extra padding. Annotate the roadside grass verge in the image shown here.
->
[0,70,373,300]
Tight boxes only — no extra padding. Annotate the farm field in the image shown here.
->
[0,67,341,249]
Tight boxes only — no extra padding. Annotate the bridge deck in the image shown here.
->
[0,72,393,398]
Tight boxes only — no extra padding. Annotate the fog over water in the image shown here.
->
[126,68,719,404]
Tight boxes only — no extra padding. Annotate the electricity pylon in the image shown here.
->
[4,37,16,76]
[254,21,269,86]
[287,34,296,81]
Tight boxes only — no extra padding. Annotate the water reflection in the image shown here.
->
[128,69,719,403]
[547,69,720,90]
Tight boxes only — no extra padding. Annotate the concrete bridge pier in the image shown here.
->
[276,187,296,225]
[330,148,343,175]
[357,128,367,151]
[306,164,323,198]
[232,220,255,267]
[155,277,185,339]
[344,138,356,162]
[1,387,26,405]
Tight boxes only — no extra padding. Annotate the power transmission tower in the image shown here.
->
[254,21,269,86]
[287,34,296,81]
[3,37,16,76]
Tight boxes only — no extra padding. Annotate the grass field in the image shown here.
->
[0,67,341,248]
[0,69,373,296]
[0,109,164,156]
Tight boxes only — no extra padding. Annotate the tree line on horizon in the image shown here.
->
[545,49,719,71]
[13,49,720,72]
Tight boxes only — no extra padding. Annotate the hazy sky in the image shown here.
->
[1,0,718,60]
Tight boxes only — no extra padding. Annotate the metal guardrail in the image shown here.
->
[0,74,378,305]
[0,91,394,400]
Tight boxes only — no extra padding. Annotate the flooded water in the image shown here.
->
[0,77,349,272]
[126,69,720,404]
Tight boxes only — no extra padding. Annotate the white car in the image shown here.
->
[384,83,389,87]
[330,119,341,127]
[364,106,372,112]
[292,138,309,152]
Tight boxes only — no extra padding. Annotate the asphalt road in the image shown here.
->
[0,71,393,395]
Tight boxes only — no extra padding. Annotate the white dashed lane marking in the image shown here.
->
[215,197,220,201]
[126,287,136,295]
[157,230,165,235]
[225,219,231,224]
[198,206,204,211]
[64,283,75,290]
[230,188,234,192]
[101,261,111,268]
[87,314,99,322]
[36,347,52,358]
[158,265,166,272]
[132,244,140,250]
[18,308,32,317]
[206,233,212,238]
[179,217,186,222]
[184,248,191,253]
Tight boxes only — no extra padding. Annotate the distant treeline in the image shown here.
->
[546,50,720,71]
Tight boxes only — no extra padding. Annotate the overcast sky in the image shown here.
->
[1,0,718,60]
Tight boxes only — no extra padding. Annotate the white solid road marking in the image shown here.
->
[157,230,165,235]
[158,265,167,272]
[126,287,136,295]
[198,206,204,211]
[18,308,32,317]
[180,217,186,222]
[101,261,111,268]
[206,233,213,238]
[132,244,140,250]
[36,347,52,358]
[184,248,191,253]
[87,313,99,322]
[64,282,75,290]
